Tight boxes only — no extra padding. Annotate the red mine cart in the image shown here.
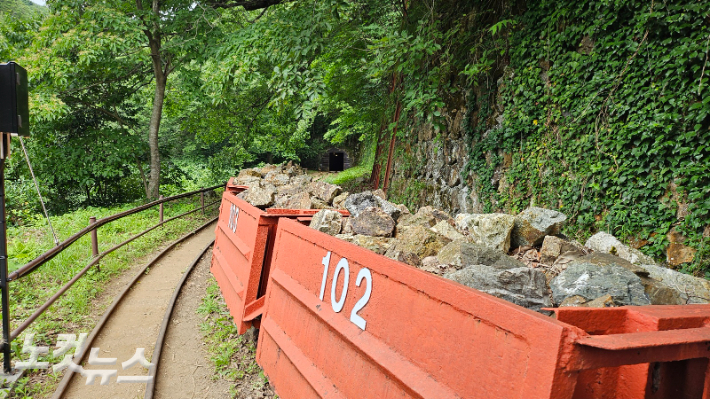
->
[211,188,348,334]
[253,217,710,399]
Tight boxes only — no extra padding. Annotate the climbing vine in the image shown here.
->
[459,0,709,271]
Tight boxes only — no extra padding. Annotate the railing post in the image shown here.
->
[0,150,13,373]
[89,217,98,258]
[200,190,205,215]
[159,195,164,223]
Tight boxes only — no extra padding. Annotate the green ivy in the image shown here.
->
[461,0,709,271]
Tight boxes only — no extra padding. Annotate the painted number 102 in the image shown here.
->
[319,251,372,331]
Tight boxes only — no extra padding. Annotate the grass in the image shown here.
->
[198,279,274,398]
[324,164,372,186]
[3,192,220,398]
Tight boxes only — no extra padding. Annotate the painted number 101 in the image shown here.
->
[319,251,372,331]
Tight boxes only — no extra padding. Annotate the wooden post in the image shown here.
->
[159,195,164,223]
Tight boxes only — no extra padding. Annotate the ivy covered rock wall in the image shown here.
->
[387,0,710,272]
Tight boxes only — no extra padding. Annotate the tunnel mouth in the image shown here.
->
[329,151,345,172]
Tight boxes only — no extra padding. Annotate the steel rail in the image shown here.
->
[8,183,223,281]
[9,200,221,340]
[50,217,218,399]
[144,239,214,399]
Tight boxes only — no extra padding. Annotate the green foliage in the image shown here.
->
[457,0,709,270]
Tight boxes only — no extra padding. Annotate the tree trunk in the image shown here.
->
[146,73,166,199]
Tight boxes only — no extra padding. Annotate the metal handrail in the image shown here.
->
[8,183,223,282]
[1,184,225,370]
[10,199,221,340]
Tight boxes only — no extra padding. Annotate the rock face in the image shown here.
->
[511,207,566,248]
[437,240,525,270]
[350,207,395,237]
[550,262,650,306]
[309,210,343,236]
[445,265,551,311]
[455,213,515,252]
[585,232,655,265]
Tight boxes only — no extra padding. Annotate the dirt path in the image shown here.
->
[154,249,231,399]
[61,222,217,399]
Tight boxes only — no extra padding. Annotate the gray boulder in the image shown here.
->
[639,263,710,304]
[309,181,342,203]
[540,236,586,265]
[430,220,466,242]
[350,207,395,237]
[344,192,401,221]
[437,240,526,270]
[397,206,451,230]
[445,265,552,311]
[512,207,567,247]
[244,186,276,208]
[281,192,312,209]
[264,172,291,186]
[332,192,349,209]
[352,235,394,255]
[455,213,515,252]
[550,262,650,306]
[309,210,343,236]
[585,232,655,265]
[384,225,451,260]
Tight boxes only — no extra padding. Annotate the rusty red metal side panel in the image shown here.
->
[211,192,275,334]
[256,218,585,399]
[553,305,710,399]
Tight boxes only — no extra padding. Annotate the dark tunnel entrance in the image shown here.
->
[329,151,345,172]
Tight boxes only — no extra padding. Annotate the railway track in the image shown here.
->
[50,218,218,399]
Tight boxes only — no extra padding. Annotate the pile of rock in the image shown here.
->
[233,163,710,312]
[234,162,348,210]
[311,196,710,312]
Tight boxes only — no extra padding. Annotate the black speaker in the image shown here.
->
[0,62,29,136]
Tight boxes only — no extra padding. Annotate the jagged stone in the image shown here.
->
[244,186,275,208]
[445,265,552,311]
[277,183,305,197]
[430,220,466,242]
[585,232,655,265]
[309,210,343,236]
[385,249,421,267]
[540,236,586,265]
[282,192,312,209]
[264,172,290,186]
[396,206,451,236]
[350,207,395,237]
[372,189,387,199]
[512,207,567,248]
[437,240,525,270]
[455,213,515,252]
[345,192,401,221]
[559,295,587,307]
[585,295,616,308]
[309,181,342,203]
[352,235,394,255]
[550,262,650,306]
[385,225,450,260]
[332,192,349,209]
[640,263,710,304]
[579,253,650,277]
